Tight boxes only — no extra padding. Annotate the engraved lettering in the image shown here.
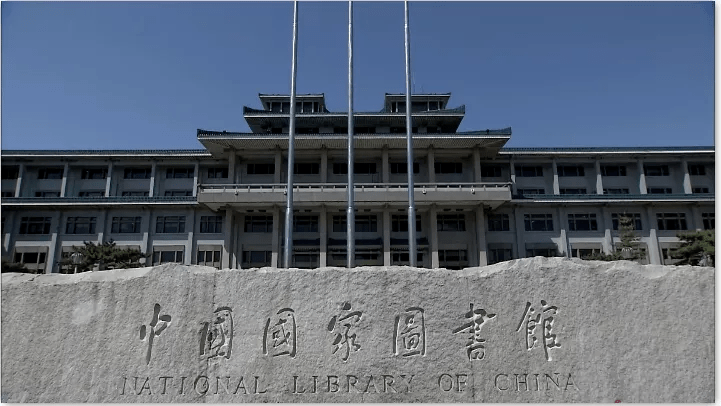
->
[399,374,414,393]
[159,376,173,395]
[178,376,187,395]
[200,307,233,360]
[312,375,318,393]
[327,301,362,362]
[254,376,268,394]
[120,376,128,395]
[139,303,171,365]
[264,308,297,358]
[346,375,359,393]
[233,377,247,395]
[215,376,231,395]
[194,376,209,395]
[456,374,468,392]
[327,376,339,393]
[133,377,139,394]
[382,375,397,393]
[363,375,380,393]
[545,373,561,390]
[393,307,426,357]
[565,374,578,391]
[453,303,496,360]
[494,374,509,391]
[515,374,528,391]
[292,376,305,394]
[533,374,540,391]
[516,300,561,361]
[438,374,454,392]
[137,377,151,395]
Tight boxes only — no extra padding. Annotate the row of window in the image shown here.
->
[487,212,713,232]
[517,187,711,196]
[514,164,707,178]
[14,215,224,235]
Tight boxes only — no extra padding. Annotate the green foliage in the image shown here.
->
[59,240,146,273]
[1,259,33,273]
[582,214,644,262]
[670,229,715,266]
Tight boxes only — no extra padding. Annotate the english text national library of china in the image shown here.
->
[1,93,714,272]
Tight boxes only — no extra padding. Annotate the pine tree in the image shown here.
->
[583,214,643,261]
[59,240,146,273]
[670,230,714,266]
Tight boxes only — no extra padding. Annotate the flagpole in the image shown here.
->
[346,0,355,268]
[284,1,299,268]
[404,0,417,267]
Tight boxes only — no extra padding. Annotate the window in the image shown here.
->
[34,191,60,197]
[166,168,194,179]
[38,168,64,179]
[197,249,221,268]
[155,216,186,233]
[19,217,52,234]
[332,216,346,232]
[121,191,149,197]
[437,214,466,232]
[80,168,107,179]
[293,253,319,269]
[79,191,104,197]
[487,213,510,232]
[207,167,228,179]
[1,191,13,198]
[603,188,630,195]
[601,165,627,177]
[481,165,503,178]
[524,213,553,232]
[354,163,377,175]
[293,216,319,232]
[1,166,19,180]
[390,162,420,174]
[611,213,642,231]
[124,167,151,179]
[517,188,545,196]
[200,215,223,233]
[438,249,468,270]
[242,250,272,267]
[434,162,462,174]
[164,190,193,197]
[152,249,184,265]
[294,163,320,175]
[567,213,598,231]
[660,247,682,266]
[557,165,585,177]
[66,217,97,234]
[692,187,710,194]
[688,164,706,176]
[702,213,714,230]
[13,250,47,271]
[355,215,378,233]
[570,247,601,258]
[488,248,513,264]
[526,248,558,258]
[515,165,543,177]
[111,217,141,233]
[296,127,319,135]
[647,187,672,194]
[245,216,273,232]
[332,163,348,175]
[353,127,375,134]
[643,164,670,176]
[391,252,424,265]
[391,215,422,232]
[656,213,687,231]
[247,163,274,175]
[560,188,587,195]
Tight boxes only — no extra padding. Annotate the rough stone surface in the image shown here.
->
[0,257,714,403]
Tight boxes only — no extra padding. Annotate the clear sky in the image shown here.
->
[1,1,714,150]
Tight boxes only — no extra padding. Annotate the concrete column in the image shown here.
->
[192,161,200,197]
[644,206,661,265]
[185,209,195,265]
[682,159,692,194]
[14,163,24,197]
[595,159,603,195]
[691,205,703,231]
[427,147,436,184]
[637,159,647,194]
[473,148,481,183]
[274,150,282,184]
[222,209,233,269]
[514,208,525,259]
[557,206,569,257]
[149,163,157,197]
[3,213,16,255]
[228,151,237,184]
[430,205,439,268]
[271,209,280,267]
[601,206,613,254]
[105,161,114,197]
[552,159,560,195]
[60,162,70,197]
[382,208,391,266]
[46,212,64,273]
[97,210,108,244]
[319,207,327,267]
[142,209,153,265]
[475,205,487,266]
[509,157,517,195]
[321,148,328,183]
[381,147,389,184]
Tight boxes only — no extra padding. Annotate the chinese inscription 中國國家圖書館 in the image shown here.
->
[393,307,426,357]
[327,302,363,362]
[263,308,297,358]
[516,300,561,361]
[199,306,233,360]
[452,303,496,360]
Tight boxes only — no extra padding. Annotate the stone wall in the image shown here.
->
[1,257,714,402]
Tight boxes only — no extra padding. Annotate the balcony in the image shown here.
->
[0,196,197,207]
[197,182,512,210]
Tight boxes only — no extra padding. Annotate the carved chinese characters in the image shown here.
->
[452,304,496,360]
[327,302,362,362]
[199,306,233,360]
[393,307,426,357]
[263,308,297,358]
[139,303,172,365]
[516,300,561,361]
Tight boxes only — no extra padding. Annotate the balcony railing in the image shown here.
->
[513,193,714,201]
[198,182,512,193]
[1,196,197,204]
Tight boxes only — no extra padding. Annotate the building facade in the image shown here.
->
[1,93,715,272]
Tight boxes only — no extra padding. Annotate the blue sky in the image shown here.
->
[1,1,714,150]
